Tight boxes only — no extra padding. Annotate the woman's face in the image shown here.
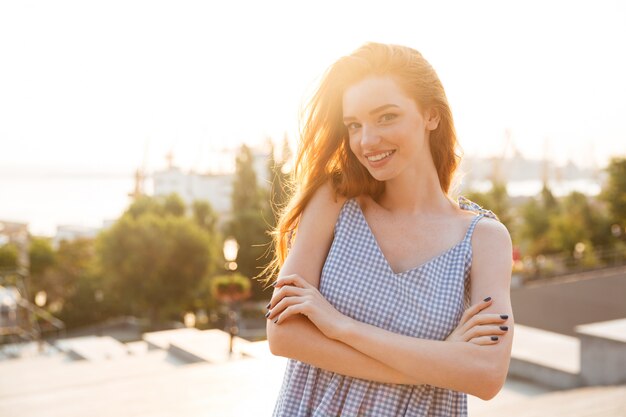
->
[342,75,438,182]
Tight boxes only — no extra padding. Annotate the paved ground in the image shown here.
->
[5,339,622,417]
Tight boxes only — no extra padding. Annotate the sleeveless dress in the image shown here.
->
[272,196,499,417]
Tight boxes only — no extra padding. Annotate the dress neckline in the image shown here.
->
[349,198,479,277]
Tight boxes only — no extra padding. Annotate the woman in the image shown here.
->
[263,42,513,416]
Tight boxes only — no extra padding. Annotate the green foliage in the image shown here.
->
[232,145,265,214]
[547,191,611,255]
[31,237,114,328]
[519,185,560,255]
[27,194,221,330]
[210,273,251,302]
[601,157,626,227]
[163,193,186,217]
[53,239,112,328]
[193,200,218,232]
[98,211,213,326]
[125,193,186,219]
[0,243,18,269]
[227,144,273,301]
[29,237,55,276]
[463,181,513,231]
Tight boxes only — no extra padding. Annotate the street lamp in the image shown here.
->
[223,237,240,357]
[223,237,239,272]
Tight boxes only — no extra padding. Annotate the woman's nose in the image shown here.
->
[361,125,381,147]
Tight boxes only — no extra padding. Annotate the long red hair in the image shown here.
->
[260,42,461,285]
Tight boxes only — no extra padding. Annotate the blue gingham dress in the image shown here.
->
[272,196,498,417]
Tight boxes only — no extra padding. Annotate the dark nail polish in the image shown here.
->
[491,336,499,341]
[266,302,271,309]
[483,296,492,302]
[500,314,509,320]
[273,318,278,323]
[500,326,508,331]
[264,311,270,318]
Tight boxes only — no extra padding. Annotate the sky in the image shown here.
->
[1,1,626,235]
[1,0,625,177]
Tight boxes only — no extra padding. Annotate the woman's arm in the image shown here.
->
[266,181,418,385]
[273,219,513,399]
[269,314,417,384]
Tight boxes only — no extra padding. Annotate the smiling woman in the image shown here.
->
[261,42,513,417]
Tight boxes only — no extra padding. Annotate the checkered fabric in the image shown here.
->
[272,196,493,417]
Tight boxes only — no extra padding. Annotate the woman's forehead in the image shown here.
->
[342,76,417,116]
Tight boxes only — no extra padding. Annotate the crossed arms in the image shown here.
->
[266,183,513,400]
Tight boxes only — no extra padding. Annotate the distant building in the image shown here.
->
[53,225,100,248]
[152,147,271,223]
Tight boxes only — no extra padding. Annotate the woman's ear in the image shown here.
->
[425,108,441,131]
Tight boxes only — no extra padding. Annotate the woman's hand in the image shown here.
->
[446,297,510,345]
[266,274,349,340]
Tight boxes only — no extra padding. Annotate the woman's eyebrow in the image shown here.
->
[343,104,400,122]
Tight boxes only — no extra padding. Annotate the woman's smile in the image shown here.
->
[343,75,432,182]
[365,149,396,167]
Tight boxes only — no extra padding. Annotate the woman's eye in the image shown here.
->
[380,113,397,122]
[346,122,361,130]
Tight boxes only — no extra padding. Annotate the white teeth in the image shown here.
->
[367,150,394,162]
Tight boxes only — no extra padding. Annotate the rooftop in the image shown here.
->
[1,332,624,416]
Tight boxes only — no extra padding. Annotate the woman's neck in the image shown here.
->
[376,165,457,216]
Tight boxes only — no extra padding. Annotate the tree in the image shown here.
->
[227,144,272,301]
[601,157,626,228]
[193,200,219,233]
[192,199,221,277]
[519,184,560,255]
[547,191,610,257]
[0,244,18,269]
[463,181,513,232]
[52,238,112,327]
[98,196,215,327]
[29,237,55,277]
[125,193,186,219]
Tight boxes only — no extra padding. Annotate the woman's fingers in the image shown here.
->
[463,324,509,342]
[268,298,307,324]
[268,285,305,309]
[272,273,309,290]
[468,335,501,346]
[460,313,509,334]
[266,295,305,320]
[459,297,493,327]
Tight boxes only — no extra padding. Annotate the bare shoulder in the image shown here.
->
[301,180,348,222]
[469,217,513,289]
[472,217,512,252]
[279,180,348,287]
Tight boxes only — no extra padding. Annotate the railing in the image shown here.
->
[17,299,66,339]
[0,269,66,357]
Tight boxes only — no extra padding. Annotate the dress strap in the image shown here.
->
[463,213,485,243]
[457,195,499,243]
[457,196,500,221]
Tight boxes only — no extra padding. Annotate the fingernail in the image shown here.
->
[483,296,492,302]
[491,336,499,341]
[265,311,270,318]
[273,318,278,323]
[266,302,271,309]
[500,314,509,320]
[271,281,278,287]
[500,326,508,331]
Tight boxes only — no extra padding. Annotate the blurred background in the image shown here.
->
[1,1,625,416]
